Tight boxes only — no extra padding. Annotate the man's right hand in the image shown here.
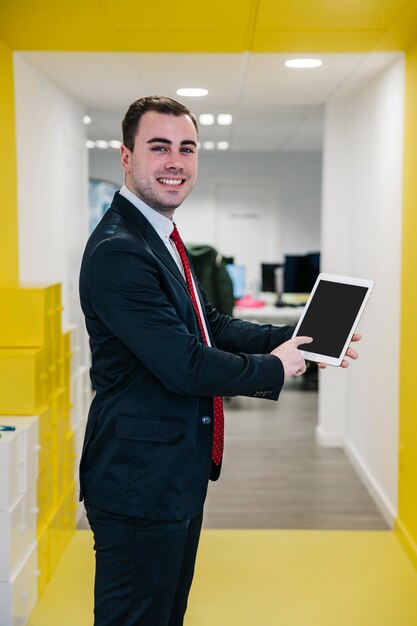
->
[270,336,313,378]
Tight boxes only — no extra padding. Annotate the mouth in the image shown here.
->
[157,177,185,188]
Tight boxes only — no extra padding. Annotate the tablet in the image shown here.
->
[292,273,374,366]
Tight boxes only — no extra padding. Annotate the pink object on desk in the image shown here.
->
[235,295,265,308]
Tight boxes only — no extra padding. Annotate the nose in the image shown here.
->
[164,152,184,171]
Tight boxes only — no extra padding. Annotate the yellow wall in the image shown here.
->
[0,38,18,283]
[396,38,417,569]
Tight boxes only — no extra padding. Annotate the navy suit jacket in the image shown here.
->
[79,192,293,520]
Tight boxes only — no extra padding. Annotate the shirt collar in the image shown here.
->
[119,184,174,241]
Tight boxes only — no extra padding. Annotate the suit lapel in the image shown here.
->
[110,192,214,342]
[145,228,215,344]
[149,233,214,343]
[145,226,186,285]
[110,192,189,298]
[192,274,216,346]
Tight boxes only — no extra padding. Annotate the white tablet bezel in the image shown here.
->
[292,272,374,367]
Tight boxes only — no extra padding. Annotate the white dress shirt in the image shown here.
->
[119,185,211,345]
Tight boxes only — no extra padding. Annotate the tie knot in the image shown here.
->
[170,224,181,245]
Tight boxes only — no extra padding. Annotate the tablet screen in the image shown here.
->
[295,280,369,358]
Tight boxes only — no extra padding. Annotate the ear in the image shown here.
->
[120,145,132,174]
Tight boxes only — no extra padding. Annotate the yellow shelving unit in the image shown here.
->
[0,283,78,604]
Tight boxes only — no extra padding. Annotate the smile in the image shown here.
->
[157,178,184,186]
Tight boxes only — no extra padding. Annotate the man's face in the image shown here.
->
[121,111,198,216]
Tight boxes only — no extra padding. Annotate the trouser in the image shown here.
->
[85,503,203,626]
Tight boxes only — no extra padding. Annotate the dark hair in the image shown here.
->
[122,95,199,151]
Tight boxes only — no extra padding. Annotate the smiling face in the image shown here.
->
[121,110,198,218]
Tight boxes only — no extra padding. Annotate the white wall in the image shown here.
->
[89,149,322,290]
[182,152,321,254]
[89,148,124,187]
[319,55,404,524]
[14,54,89,350]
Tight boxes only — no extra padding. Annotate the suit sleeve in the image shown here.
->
[87,236,285,401]
[202,291,295,354]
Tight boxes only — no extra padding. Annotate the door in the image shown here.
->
[215,182,281,295]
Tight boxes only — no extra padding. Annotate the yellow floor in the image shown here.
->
[28,529,417,626]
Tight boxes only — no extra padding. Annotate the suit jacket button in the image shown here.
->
[202,416,211,425]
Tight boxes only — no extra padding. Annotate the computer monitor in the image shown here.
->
[225,264,246,299]
[261,263,283,293]
[284,252,320,293]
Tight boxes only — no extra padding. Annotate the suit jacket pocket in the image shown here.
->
[115,413,185,443]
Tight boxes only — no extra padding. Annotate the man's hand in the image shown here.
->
[271,336,312,378]
[318,332,362,369]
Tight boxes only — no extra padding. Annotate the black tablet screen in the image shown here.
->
[295,280,369,358]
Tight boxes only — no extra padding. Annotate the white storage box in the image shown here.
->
[0,428,20,511]
[0,494,24,581]
[0,541,38,626]
[0,482,37,582]
[0,416,39,493]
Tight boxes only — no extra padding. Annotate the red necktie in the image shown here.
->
[170,224,224,465]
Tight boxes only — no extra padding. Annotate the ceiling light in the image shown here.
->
[217,141,230,150]
[86,140,95,149]
[95,140,109,149]
[176,88,208,97]
[203,141,215,150]
[83,115,92,124]
[284,58,323,69]
[109,140,122,149]
[217,114,233,126]
[199,114,215,126]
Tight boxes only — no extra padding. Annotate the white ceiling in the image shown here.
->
[20,50,400,152]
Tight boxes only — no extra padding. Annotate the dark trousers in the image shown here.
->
[85,503,203,626]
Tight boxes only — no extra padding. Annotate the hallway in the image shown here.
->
[77,382,389,532]
[204,382,388,530]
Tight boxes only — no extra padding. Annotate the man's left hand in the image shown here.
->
[318,333,362,369]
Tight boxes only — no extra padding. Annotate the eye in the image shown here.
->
[151,145,167,152]
[180,147,195,154]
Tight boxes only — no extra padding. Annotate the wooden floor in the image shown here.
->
[78,382,388,531]
[204,382,388,530]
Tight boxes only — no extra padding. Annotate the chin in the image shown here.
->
[159,195,187,210]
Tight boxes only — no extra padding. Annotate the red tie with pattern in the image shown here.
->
[170,224,224,465]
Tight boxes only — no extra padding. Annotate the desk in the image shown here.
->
[233,305,302,326]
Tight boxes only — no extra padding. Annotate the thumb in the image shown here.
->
[293,336,313,347]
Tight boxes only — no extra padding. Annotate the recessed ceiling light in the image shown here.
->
[86,140,95,149]
[95,140,109,149]
[217,141,230,150]
[217,114,233,126]
[284,58,323,69]
[203,141,215,150]
[176,88,208,97]
[109,140,122,149]
[199,114,215,126]
[83,115,92,124]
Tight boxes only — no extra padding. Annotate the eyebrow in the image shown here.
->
[146,137,198,148]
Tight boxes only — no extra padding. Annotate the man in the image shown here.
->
[79,96,359,626]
